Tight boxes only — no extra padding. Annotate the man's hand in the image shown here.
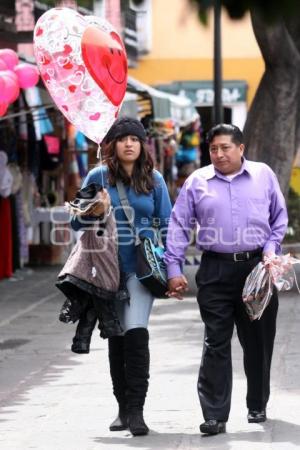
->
[263,251,278,269]
[166,275,188,300]
[263,251,276,260]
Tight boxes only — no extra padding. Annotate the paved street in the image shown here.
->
[1,266,300,450]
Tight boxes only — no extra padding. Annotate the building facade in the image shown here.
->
[128,0,264,130]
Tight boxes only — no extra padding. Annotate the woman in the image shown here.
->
[71,117,172,436]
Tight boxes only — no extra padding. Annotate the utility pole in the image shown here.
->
[213,0,223,124]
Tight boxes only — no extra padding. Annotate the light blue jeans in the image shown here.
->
[114,273,154,333]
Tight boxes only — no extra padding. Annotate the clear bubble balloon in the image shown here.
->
[33,7,128,144]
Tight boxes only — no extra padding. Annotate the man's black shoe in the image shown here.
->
[247,409,266,423]
[200,420,226,435]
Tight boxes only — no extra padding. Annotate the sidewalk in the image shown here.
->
[0,267,300,449]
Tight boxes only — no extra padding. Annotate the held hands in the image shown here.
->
[166,275,188,300]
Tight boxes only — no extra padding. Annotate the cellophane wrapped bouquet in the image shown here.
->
[242,254,300,321]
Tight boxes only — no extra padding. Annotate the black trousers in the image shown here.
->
[196,253,278,422]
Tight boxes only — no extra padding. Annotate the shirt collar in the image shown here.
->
[203,157,251,181]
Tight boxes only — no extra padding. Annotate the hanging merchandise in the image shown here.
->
[0,151,13,280]
[8,163,23,196]
[10,195,21,272]
[65,123,82,201]
[0,151,13,198]
[75,131,89,178]
[40,134,62,171]
[24,86,54,140]
[6,164,23,273]
[175,118,201,192]
[33,7,128,147]
[176,121,200,165]
[144,119,179,201]
[43,135,60,155]
[15,190,29,266]
[0,197,13,280]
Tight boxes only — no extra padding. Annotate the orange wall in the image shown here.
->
[129,58,264,106]
[129,0,264,107]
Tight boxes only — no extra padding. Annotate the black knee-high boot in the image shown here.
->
[71,306,97,354]
[108,336,128,431]
[124,327,150,436]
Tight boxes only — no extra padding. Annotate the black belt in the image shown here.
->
[203,249,263,262]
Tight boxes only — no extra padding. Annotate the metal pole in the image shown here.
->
[0,103,55,122]
[213,0,223,124]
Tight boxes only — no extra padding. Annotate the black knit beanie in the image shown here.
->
[102,117,146,145]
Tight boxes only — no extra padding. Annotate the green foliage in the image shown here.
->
[138,0,300,24]
[199,0,299,23]
[37,0,94,8]
[284,188,300,243]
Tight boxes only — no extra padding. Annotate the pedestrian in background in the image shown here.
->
[164,124,288,435]
[71,117,172,436]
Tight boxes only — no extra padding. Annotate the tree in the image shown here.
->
[242,13,300,198]
[132,0,300,196]
[183,1,300,197]
[186,0,300,24]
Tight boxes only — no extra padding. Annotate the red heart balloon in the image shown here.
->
[81,27,127,107]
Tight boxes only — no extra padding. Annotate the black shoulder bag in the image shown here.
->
[116,180,168,299]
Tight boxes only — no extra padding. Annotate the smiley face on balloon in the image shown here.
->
[81,28,127,106]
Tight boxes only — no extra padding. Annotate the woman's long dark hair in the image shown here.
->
[104,138,155,194]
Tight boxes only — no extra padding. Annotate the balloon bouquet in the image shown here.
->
[33,7,128,165]
[0,49,40,117]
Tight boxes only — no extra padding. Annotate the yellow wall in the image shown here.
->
[129,0,264,105]
[291,168,300,195]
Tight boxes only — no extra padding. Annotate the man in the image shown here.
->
[164,124,288,435]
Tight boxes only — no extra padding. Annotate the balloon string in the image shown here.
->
[96,143,104,188]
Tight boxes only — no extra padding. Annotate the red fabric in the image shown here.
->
[0,197,13,279]
[43,135,60,155]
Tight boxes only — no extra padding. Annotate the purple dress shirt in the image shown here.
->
[165,158,288,279]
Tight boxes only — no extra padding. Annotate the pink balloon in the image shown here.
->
[14,63,39,89]
[0,59,7,71]
[0,102,8,117]
[0,77,5,92]
[0,49,19,70]
[0,72,20,103]
[0,70,18,83]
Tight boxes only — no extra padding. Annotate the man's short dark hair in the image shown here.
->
[207,124,244,145]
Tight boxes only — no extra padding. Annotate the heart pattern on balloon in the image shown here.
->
[33,8,128,144]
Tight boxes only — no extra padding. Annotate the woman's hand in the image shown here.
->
[87,189,111,217]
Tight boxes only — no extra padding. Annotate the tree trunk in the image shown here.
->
[243,12,300,198]
[286,19,300,154]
